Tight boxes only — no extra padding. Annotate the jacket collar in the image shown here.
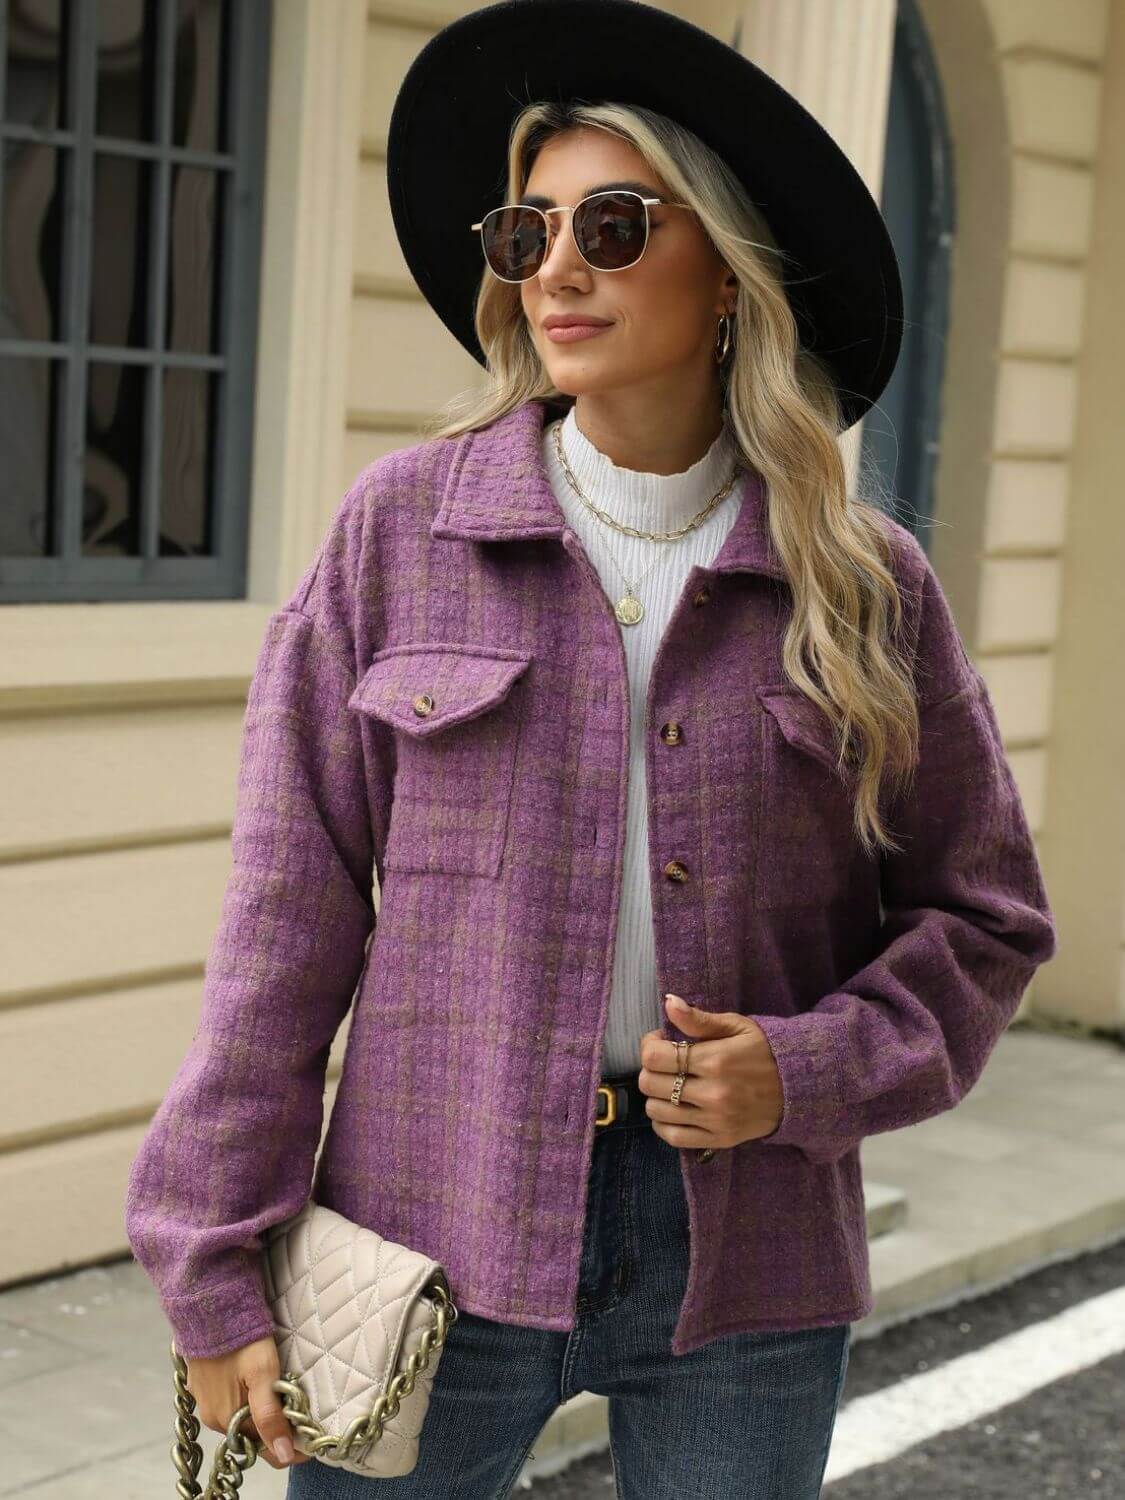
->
[431,398,786,580]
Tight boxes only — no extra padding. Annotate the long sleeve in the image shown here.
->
[751,536,1058,1167]
[124,480,390,1359]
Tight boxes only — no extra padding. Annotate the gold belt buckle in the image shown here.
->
[595,1084,617,1127]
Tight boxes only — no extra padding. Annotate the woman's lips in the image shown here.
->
[545,322,614,343]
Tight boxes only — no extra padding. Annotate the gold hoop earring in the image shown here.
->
[715,311,734,364]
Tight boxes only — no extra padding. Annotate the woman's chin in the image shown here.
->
[543,365,619,398]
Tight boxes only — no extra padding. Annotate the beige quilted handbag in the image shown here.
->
[168,1199,458,1495]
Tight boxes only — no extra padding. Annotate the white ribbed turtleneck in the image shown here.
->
[542,403,744,1077]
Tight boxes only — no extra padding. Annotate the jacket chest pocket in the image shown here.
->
[755,685,861,909]
[348,641,533,879]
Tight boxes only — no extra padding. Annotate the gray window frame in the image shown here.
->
[0,0,271,602]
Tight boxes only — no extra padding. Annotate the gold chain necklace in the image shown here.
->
[551,418,741,625]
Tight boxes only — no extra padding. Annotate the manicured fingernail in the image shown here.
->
[273,1437,295,1463]
[665,993,686,1007]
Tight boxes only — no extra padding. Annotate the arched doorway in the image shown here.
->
[861,0,954,549]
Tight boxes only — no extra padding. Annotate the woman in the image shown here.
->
[124,3,1057,1496]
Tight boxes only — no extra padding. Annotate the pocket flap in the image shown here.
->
[349,641,532,738]
[756,684,847,778]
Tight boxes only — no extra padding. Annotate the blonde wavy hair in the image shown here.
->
[420,100,920,858]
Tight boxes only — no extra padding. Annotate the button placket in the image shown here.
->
[658,711,690,883]
[648,591,708,1164]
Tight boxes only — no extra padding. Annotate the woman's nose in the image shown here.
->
[539,210,587,280]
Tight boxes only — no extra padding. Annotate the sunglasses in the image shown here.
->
[471,189,694,282]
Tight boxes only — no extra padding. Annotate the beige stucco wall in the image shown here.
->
[0,0,370,1287]
[1024,0,1125,1031]
[343,3,483,488]
[914,0,1120,1030]
[2,0,1122,1297]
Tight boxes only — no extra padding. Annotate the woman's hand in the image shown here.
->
[184,1334,312,1470]
[637,994,784,1150]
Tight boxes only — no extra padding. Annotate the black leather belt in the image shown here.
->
[594,1072,653,1131]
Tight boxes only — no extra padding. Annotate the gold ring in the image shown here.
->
[670,1039,693,1105]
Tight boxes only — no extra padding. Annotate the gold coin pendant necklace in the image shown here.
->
[550,418,741,626]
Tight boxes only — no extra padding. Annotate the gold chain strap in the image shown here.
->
[169,1279,457,1497]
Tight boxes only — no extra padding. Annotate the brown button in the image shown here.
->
[660,720,683,745]
[663,859,689,883]
[412,693,435,717]
[696,1148,717,1163]
[692,586,712,608]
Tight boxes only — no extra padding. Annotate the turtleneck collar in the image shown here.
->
[549,404,742,533]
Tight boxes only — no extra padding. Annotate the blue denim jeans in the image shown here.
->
[286,1118,850,1499]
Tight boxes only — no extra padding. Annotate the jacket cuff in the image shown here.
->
[161,1266,276,1362]
[749,1010,850,1160]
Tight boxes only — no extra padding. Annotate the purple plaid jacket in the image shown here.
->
[124,396,1057,1360]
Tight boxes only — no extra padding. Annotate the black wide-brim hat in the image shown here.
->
[387,0,903,432]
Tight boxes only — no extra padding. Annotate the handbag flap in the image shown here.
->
[348,641,532,737]
[262,1200,449,1468]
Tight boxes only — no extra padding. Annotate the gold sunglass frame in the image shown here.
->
[471,190,694,282]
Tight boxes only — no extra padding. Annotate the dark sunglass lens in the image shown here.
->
[481,205,547,280]
[574,192,648,269]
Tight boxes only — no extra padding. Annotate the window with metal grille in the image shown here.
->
[0,0,270,601]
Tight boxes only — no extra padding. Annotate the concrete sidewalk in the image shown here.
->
[2,1023,1123,1497]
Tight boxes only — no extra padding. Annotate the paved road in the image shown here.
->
[523,1233,1125,1497]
